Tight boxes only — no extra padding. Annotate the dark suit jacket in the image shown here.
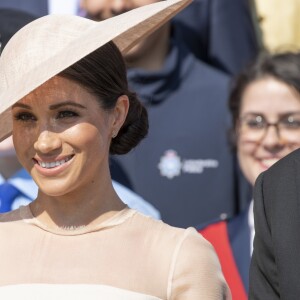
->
[249,148,300,299]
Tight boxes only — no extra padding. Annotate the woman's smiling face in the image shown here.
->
[12,76,115,197]
[237,77,300,186]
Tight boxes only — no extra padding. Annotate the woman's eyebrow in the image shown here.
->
[12,103,31,109]
[12,101,87,110]
[49,101,87,110]
[278,111,300,117]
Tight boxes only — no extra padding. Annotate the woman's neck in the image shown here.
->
[30,177,126,231]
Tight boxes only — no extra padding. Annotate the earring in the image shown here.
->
[112,131,118,138]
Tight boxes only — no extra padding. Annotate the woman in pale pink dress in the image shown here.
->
[0,1,230,299]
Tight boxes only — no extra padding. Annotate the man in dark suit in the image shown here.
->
[249,148,300,299]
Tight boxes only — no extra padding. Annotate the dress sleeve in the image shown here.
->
[168,227,231,300]
[249,172,280,299]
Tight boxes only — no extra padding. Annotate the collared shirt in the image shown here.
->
[0,169,36,210]
[248,200,255,255]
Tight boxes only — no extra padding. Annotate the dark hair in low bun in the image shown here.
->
[60,41,148,154]
[111,92,148,154]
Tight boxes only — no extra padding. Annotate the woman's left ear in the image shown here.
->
[111,95,129,137]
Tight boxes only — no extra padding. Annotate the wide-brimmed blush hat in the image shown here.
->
[0,0,191,143]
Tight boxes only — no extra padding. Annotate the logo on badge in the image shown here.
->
[158,150,181,179]
[158,149,219,179]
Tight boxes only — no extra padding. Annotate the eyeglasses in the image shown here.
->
[238,113,300,142]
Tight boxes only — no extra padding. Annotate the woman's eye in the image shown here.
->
[246,119,265,129]
[14,112,36,122]
[57,110,79,119]
[282,119,300,128]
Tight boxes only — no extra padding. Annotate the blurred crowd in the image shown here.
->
[1,0,300,299]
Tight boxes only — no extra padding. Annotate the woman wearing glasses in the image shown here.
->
[199,51,300,300]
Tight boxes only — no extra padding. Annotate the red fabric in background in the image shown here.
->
[200,221,247,300]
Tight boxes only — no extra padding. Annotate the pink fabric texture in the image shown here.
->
[0,206,231,299]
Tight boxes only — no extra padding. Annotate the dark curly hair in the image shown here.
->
[60,41,148,155]
[229,51,300,147]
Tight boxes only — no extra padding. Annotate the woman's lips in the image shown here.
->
[258,157,281,170]
[33,155,75,176]
[37,155,73,169]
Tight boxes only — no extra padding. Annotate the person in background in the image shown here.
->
[0,1,230,298]
[173,0,261,76]
[199,51,300,300]
[80,0,243,228]
[173,0,262,213]
[0,0,261,76]
[0,137,37,212]
[0,7,160,219]
[249,58,300,299]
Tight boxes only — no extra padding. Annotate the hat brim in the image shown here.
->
[0,0,191,142]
